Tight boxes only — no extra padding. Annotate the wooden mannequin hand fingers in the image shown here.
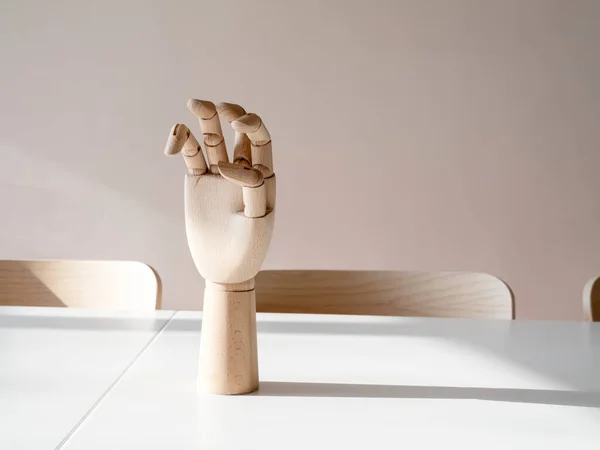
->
[218,161,267,218]
[164,124,190,155]
[231,113,273,178]
[231,113,271,144]
[218,161,263,187]
[217,102,252,168]
[187,99,227,173]
[164,124,208,175]
[203,133,228,173]
[216,102,246,123]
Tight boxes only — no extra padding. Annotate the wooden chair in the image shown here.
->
[256,270,514,319]
[583,276,600,322]
[0,260,161,311]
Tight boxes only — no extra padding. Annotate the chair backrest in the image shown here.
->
[583,276,600,322]
[0,260,161,311]
[255,270,514,319]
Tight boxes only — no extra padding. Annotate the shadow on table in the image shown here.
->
[255,381,600,408]
[255,319,600,396]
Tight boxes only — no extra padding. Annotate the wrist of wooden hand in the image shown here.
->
[205,279,255,292]
[200,278,258,394]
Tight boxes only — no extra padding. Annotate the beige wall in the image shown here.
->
[1,0,598,319]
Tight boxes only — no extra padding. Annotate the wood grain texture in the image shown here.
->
[216,102,251,167]
[0,260,161,310]
[251,142,274,178]
[255,270,514,319]
[265,174,276,210]
[242,184,267,218]
[204,133,228,173]
[185,174,274,283]
[583,276,600,322]
[164,124,207,175]
[187,99,224,135]
[218,162,264,188]
[164,124,190,155]
[171,99,276,394]
[198,285,258,394]
[231,113,271,144]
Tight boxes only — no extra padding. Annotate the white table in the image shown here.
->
[3,309,600,449]
[0,307,174,450]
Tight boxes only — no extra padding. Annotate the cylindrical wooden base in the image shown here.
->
[198,282,258,395]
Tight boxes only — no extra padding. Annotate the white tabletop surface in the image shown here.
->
[0,306,174,450]
[50,311,600,450]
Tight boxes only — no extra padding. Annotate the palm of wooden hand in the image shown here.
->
[165,100,275,285]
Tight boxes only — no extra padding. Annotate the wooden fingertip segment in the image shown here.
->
[231,114,271,144]
[187,99,218,120]
[218,162,263,188]
[164,124,190,155]
[182,131,208,175]
[216,102,246,123]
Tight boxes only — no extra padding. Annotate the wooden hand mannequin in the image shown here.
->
[165,100,275,394]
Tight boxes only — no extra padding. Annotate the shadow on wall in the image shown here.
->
[0,146,200,311]
[0,265,66,308]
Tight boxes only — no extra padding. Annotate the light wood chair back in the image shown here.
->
[256,270,514,319]
[0,260,161,311]
[583,276,600,322]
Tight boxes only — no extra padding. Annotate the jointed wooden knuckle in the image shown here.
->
[204,133,228,172]
[188,99,224,136]
[251,141,274,178]
[216,102,253,168]
[182,133,207,175]
[165,124,208,175]
[234,158,252,169]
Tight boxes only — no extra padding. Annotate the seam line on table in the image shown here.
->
[54,311,178,450]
